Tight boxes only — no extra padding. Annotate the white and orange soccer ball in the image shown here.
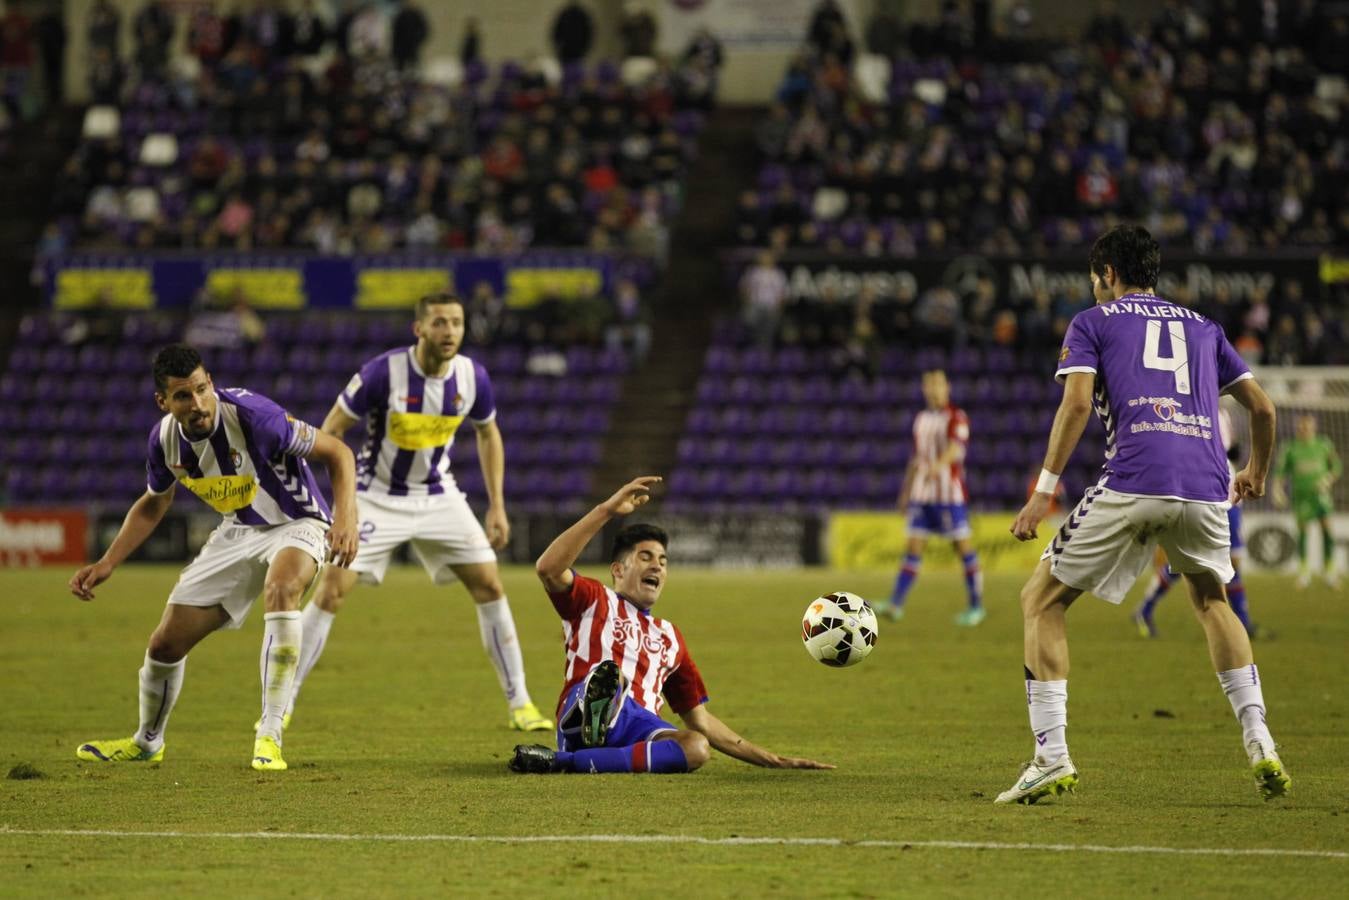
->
[801,591,878,667]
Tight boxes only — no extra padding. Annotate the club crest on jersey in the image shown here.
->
[229,447,243,469]
[452,393,465,413]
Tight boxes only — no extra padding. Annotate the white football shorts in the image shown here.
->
[350,490,497,586]
[1041,486,1234,604]
[167,517,329,629]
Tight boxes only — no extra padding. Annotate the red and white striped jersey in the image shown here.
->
[547,573,709,719]
[909,405,970,504]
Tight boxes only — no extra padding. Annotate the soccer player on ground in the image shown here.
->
[999,224,1289,804]
[874,369,985,626]
[508,476,833,775]
[70,344,358,771]
[1272,414,1342,588]
[280,292,553,733]
[1132,406,1262,638]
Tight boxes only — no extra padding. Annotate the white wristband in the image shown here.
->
[1035,469,1060,495]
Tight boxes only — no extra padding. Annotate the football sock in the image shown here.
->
[557,739,689,774]
[258,611,301,742]
[1225,571,1250,630]
[891,553,922,606]
[1139,567,1173,617]
[286,603,336,717]
[1322,527,1335,573]
[134,652,184,752]
[961,551,983,609]
[1217,664,1273,754]
[1026,677,1068,763]
[476,596,532,709]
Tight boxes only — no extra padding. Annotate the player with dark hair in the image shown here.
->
[508,476,833,775]
[280,292,553,734]
[999,224,1290,804]
[1273,414,1342,588]
[70,344,358,771]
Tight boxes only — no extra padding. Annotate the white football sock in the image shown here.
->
[1027,678,1069,763]
[286,603,336,717]
[1217,664,1274,759]
[134,653,184,752]
[258,611,302,742]
[476,597,532,710]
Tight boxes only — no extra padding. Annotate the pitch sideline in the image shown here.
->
[0,828,1345,860]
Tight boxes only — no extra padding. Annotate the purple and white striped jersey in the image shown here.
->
[336,347,495,498]
[1056,291,1252,503]
[146,388,331,525]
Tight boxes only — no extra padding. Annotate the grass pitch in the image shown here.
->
[1,564,1346,898]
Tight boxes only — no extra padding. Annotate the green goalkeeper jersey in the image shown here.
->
[1277,436,1342,499]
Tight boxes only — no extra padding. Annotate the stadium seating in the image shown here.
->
[665,333,1105,513]
[0,312,625,514]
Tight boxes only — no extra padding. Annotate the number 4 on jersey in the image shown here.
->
[1143,320,1191,395]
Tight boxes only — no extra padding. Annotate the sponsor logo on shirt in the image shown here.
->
[180,474,259,513]
[387,411,464,450]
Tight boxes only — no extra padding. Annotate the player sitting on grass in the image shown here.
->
[69,344,358,772]
[509,476,833,775]
[1001,224,1289,805]
[1272,414,1342,588]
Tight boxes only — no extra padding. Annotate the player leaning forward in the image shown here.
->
[71,344,359,771]
[509,476,832,774]
[281,292,553,733]
[998,224,1290,805]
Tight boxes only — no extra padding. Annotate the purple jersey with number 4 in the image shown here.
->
[1056,292,1252,503]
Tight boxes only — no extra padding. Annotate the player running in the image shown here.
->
[874,369,985,626]
[1000,224,1289,804]
[279,292,553,734]
[1272,414,1342,588]
[70,344,358,772]
[1131,406,1262,638]
[508,476,833,775]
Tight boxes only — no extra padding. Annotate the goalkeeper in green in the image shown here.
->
[1273,415,1342,587]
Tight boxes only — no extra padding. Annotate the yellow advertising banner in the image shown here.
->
[204,268,305,309]
[827,511,1054,573]
[355,268,451,309]
[54,268,154,309]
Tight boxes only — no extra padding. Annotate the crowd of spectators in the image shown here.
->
[748,0,1349,258]
[51,0,719,258]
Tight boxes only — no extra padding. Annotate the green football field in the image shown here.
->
[1,564,1346,898]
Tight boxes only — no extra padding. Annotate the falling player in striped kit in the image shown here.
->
[1131,406,1264,639]
[280,292,553,734]
[70,344,359,772]
[1000,225,1288,805]
[508,476,833,775]
[874,369,985,626]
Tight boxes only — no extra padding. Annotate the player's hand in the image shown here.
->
[1270,486,1287,509]
[69,559,114,601]
[602,476,662,517]
[485,504,510,550]
[325,514,359,568]
[769,754,836,770]
[1011,491,1052,542]
[1231,467,1265,503]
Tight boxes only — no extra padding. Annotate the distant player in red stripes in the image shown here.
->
[875,369,985,626]
[508,476,833,775]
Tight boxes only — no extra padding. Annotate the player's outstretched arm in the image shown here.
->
[1228,377,1276,502]
[680,704,834,769]
[1012,372,1093,541]
[307,430,359,567]
[319,403,359,439]
[535,475,661,593]
[69,487,176,600]
[475,420,510,550]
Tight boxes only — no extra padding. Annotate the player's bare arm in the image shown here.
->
[680,704,833,769]
[69,486,176,601]
[1227,378,1276,502]
[896,458,919,509]
[306,430,359,567]
[1012,371,1094,542]
[319,403,359,439]
[535,476,661,593]
[475,419,510,550]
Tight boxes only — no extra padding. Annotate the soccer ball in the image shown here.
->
[801,591,878,668]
